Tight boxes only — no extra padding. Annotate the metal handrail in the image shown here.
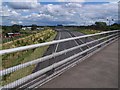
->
[0,30,119,88]
[0,30,119,55]
[2,34,119,89]
[0,33,117,76]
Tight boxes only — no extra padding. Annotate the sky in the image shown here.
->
[1,0,119,26]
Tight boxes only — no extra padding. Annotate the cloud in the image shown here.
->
[52,0,85,2]
[85,0,119,2]
[65,3,82,8]
[38,0,118,2]
[11,21,22,24]
[26,13,53,20]
[0,5,20,17]
[2,2,118,26]
[7,0,40,9]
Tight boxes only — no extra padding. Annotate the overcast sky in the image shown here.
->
[1,0,119,26]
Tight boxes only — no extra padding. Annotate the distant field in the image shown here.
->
[1,29,57,85]
[75,29,101,35]
[2,35,29,44]
[2,30,40,44]
[64,27,102,35]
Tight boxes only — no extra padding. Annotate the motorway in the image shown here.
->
[33,29,90,73]
[18,29,94,89]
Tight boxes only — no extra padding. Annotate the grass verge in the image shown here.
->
[2,31,57,86]
[75,29,101,35]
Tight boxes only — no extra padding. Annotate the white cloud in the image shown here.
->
[18,21,23,24]
[57,0,85,2]
[1,5,20,17]
[56,0,119,2]
[22,12,53,21]
[11,21,16,24]
[11,21,22,24]
[65,3,82,8]
[7,0,40,9]
[11,11,20,16]
[2,2,118,26]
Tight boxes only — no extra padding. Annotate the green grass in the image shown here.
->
[2,30,56,69]
[73,29,105,41]
[2,65,35,85]
[76,29,101,35]
[2,34,30,44]
[2,29,39,44]
[2,31,57,86]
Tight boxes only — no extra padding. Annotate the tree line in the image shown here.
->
[2,22,120,34]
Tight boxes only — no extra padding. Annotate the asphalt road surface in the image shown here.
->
[17,29,95,89]
[33,29,89,73]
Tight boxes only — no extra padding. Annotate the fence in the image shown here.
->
[0,30,119,89]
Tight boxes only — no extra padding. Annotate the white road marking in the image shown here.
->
[53,32,61,58]
[72,32,91,48]
[54,32,61,53]
[67,32,83,51]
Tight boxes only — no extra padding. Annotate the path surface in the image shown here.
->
[41,40,118,88]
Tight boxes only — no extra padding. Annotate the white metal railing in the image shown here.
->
[0,30,119,89]
[0,30,119,55]
[0,33,117,76]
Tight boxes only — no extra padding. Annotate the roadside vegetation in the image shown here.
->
[1,29,57,85]
[2,25,44,44]
[1,21,120,85]
[75,29,101,35]
[64,21,120,35]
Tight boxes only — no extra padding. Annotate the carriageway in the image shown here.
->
[0,30,119,89]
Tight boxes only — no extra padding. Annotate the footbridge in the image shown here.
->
[0,30,119,89]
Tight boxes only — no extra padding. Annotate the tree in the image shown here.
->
[12,24,22,33]
[2,26,13,34]
[95,22,107,30]
[31,24,37,30]
[110,23,120,30]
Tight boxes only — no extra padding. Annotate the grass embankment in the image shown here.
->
[2,30,41,44]
[76,29,101,35]
[75,29,102,39]
[2,35,29,44]
[1,29,57,85]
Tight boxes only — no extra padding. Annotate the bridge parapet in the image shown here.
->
[0,30,119,89]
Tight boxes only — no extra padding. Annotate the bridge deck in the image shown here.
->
[41,40,118,88]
